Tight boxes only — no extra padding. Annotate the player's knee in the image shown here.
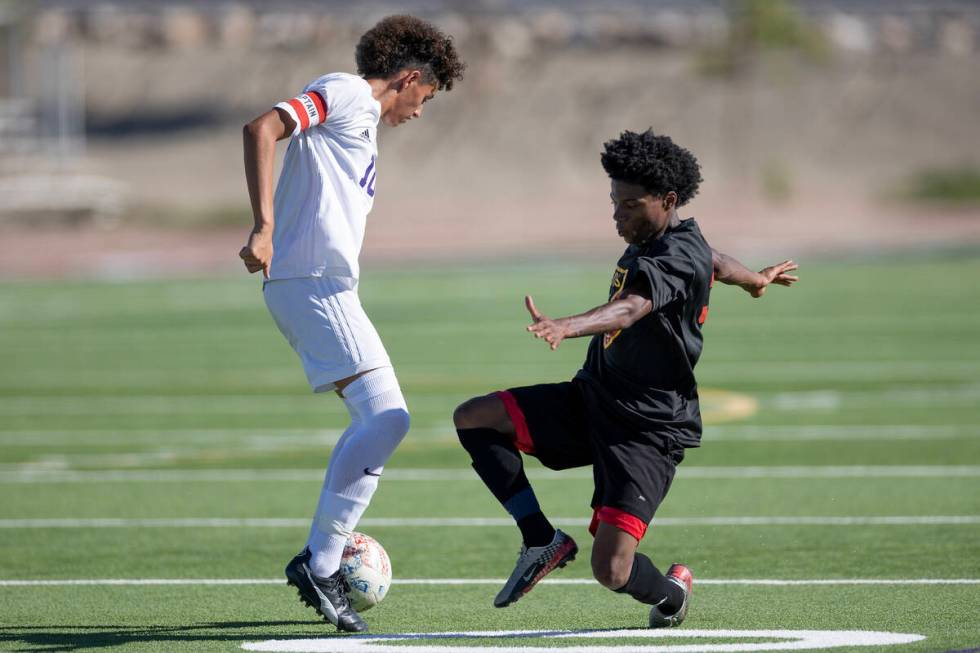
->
[592,553,633,590]
[371,406,412,443]
[455,398,505,457]
[385,406,411,439]
[359,403,410,445]
[453,397,486,430]
[454,394,512,434]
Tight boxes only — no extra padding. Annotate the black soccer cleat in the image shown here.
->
[494,529,578,608]
[285,547,368,633]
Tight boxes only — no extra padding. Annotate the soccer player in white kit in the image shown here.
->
[238,16,465,632]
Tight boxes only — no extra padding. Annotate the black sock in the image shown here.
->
[515,511,556,548]
[613,553,684,612]
[457,427,555,547]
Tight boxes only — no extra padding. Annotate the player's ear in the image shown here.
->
[399,70,422,90]
[663,191,678,211]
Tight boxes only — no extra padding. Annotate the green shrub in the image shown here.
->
[905,167,980,204]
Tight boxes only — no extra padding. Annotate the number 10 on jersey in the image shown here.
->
[359,156,377,197]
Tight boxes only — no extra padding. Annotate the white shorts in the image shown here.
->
[263,276,391,393]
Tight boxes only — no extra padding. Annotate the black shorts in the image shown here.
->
[497,379,684,541]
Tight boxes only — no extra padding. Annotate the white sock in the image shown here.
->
[305,397,360,551]
[308,367,410,577]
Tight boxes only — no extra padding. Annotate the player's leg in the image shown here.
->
[585,391,692,626]
[286,369,407,633]
[306,366,409,578]
[303,391,361,552]
[455,383,590,607]
[592,522,690,625]
[266,276,405,631]
[453,394,555,548]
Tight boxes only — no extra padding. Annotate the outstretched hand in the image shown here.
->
[747,260,799,298]
[525,295,569,351]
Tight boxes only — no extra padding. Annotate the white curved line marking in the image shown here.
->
[241,628,925,652]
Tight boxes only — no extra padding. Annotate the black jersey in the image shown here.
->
[575,218,713,448]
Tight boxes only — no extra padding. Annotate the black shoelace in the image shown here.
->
[328,574,354,610]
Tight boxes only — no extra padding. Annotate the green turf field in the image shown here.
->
[1,255,978,652]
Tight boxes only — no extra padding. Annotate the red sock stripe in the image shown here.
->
[287,98,310,130]
[495,390,535,454]
[307,91,327,124]
[589,506,648,540]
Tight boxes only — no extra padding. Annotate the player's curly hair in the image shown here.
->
[356,15,465,92]
[600,129,703,206]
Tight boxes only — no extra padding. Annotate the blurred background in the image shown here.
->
[1,4,979,648]
[1,0,979,276]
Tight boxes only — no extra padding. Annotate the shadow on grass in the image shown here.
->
[0,625,653,651]
[0,621,336,651]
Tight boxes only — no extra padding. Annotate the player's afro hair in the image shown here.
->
[356,15,465,92]
[600,129,703,206]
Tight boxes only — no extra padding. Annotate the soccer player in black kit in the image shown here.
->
[453,129,798,627]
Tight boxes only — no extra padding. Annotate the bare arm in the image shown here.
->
[711,248,799,298]
[524,292,652,351]
[238,108,295,278]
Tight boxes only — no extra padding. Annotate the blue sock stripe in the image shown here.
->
[503,487,541,521]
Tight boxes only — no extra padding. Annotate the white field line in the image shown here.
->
[677,466,980,478]
[0,396,453,416]
[0,396,315,416]
[3,382,980,417]
[0,429,348,447]
[0,428,446,469]
[0,516,977,529]
[3,359,979,377]
[2,424,976,448]
[0,429,980,472]
[2,465,980,483]
[240,628,925,653]
[0,578,977,587]
[765,384,980,410]
[704,424,980,441]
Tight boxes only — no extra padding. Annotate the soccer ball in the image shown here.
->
[340,532,391,611]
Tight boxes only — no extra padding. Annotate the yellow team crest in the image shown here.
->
[603,266,628,349]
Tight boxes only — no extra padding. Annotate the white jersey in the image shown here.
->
[270,73,380,281]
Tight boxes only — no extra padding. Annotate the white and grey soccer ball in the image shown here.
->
[340,532,392,611]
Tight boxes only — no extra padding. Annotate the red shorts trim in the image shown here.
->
[589,506,648,541]
[495,390,535,454]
